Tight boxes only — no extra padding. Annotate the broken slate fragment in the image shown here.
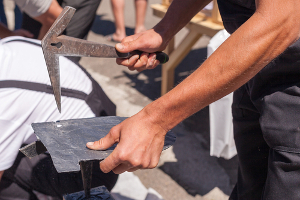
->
[31,116,176,173]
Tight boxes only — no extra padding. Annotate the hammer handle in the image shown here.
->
[128,50,169,64]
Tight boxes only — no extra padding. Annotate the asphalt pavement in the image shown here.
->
[79,0,239,200]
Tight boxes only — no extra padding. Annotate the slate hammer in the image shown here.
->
[41,6,169,113]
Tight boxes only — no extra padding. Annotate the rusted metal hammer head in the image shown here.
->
[41,6,169,112]
[41,6,75,113]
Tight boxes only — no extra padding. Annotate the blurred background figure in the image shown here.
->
[0,0,33,38]
[0,36,118,199]
[106,0,147,42]
[21,0,102,40]
[0,0,22,29]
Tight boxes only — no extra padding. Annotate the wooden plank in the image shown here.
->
[212,0,222,24]
[161,31,202,95]
[151,4,223,37]
[152,2,224,95]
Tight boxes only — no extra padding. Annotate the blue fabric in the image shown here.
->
[0,0,7,26]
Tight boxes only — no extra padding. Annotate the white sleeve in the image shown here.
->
[14,0,52,18]
[0,119,33,171]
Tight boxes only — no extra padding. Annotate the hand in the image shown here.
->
[86,111,168,174]
[12,29,34,38]
[115,28,168,72]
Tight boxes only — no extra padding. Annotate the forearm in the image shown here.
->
[145,2,300,131]
[0,23,13,38]
[34,0,62,39]
[0,171,3,182]
[154,0,212,45]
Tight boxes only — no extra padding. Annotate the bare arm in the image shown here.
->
[88,0,300,174]
[33,0,63,40]
[0,171,3,182]
[0,22,33,38]
[115,0,212,71]
[146,0,300,130]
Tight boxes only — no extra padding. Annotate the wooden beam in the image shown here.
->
[151,2,224,95]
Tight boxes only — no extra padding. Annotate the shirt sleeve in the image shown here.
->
[14,0,52,18]
[0,119,33,171]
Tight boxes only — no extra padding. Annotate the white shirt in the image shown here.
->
[14,0,52,18]
[0,36,95,171]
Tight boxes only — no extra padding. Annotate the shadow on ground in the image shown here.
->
[160,108,238,196]
[91,14,135,38]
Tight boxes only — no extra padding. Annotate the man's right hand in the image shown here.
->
[115,28,168,72]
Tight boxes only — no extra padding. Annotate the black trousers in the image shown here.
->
[0,151,118,200]
[229,40,300,199]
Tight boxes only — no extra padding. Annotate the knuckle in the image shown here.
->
[94,139,102,147]
[109,127,120,142]
[148,161,158,169]
[131,158,142,167]
[118,152,128,162]
[116,59,123,65]
[140,59,147,66]
[100,164,109,173]
[128,67,135,71]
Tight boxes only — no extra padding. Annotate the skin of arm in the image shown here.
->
[87,0,300,174]
[0,171,3,182]
[0,22,34,38]
[115,0,212,71]
[33,0,63,40]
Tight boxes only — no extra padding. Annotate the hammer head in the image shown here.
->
[41,6,76,112]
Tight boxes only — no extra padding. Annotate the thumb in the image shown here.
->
[116,34,144,53]
[86,131,118,150]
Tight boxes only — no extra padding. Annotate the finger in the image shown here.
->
[130,52,149,71]
[99,150,122,173]
[86,127,120,150]
[121,33,141,43]
[116,55,139,67]
[152,59,160,69]
[116,36,145,53]
[112,162,135,174]
[126,166,140,172]
[145,54,157,69]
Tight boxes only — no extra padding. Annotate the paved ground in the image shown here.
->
[79,1,238,200]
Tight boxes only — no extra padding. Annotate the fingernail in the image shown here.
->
[86,142,94,147]
[152,56,156,63]
[116,43,124,50]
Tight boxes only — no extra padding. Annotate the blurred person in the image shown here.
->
[0,0,34,38]
[0,0,7,25]
[21,0,102,40]
[0,22,33,38]
[14,0,63,40]
[86,0,300,199]
[106,0,147,42]
[0,36,118,199]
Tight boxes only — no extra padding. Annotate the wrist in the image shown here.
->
[153,20,176,49]
[142,96,183,132]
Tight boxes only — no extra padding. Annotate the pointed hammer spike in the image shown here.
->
[44,53,61,112]
[41,6,75,113]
